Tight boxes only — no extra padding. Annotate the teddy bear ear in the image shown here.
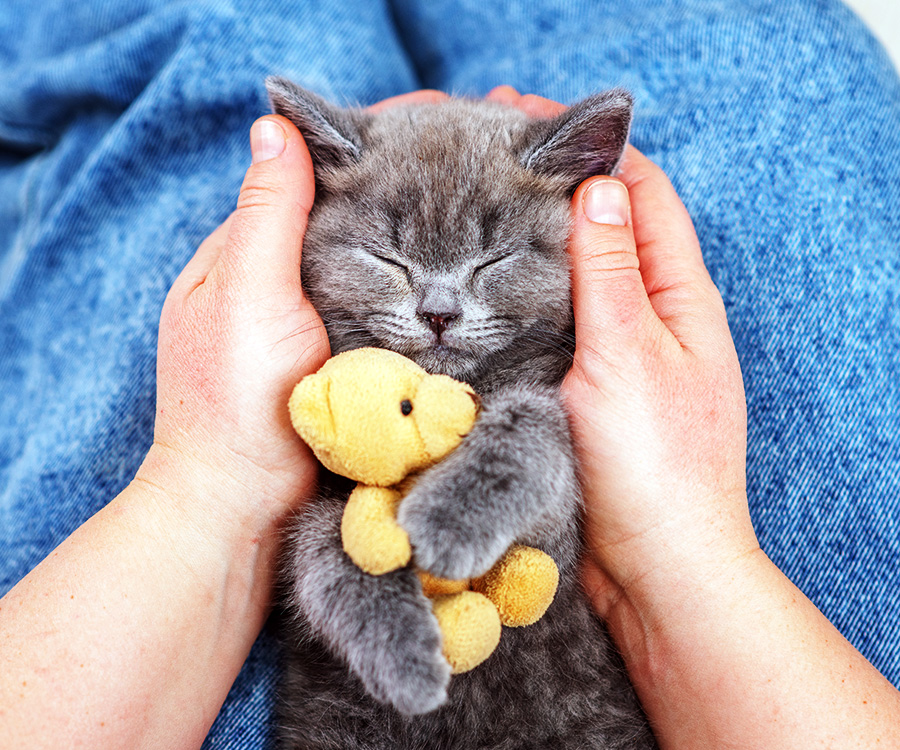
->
[288,373,336,455]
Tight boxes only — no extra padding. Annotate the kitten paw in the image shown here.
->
[398,485,511,580]
[335,571,452,715]
[359,614,451,715]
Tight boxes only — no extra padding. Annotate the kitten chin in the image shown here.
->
[407,344,481,380]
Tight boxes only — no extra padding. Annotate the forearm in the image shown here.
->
[0,451,276,750]
[605,527,900,750]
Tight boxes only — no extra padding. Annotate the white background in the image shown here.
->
[844,0,900,71]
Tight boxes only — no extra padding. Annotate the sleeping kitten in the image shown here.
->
[267,77,657,750]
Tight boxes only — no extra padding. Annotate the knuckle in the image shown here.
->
[582,248,641,279]
[579,246,645,305]
[705,283,729,317]
[235,182,282,213]
[577,231,640,276]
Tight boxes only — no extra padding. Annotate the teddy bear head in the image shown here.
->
[288,348,479,486]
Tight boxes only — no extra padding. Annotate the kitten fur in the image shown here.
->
[268,77,657,750]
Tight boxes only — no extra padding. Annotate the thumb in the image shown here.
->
[568,178,658,351]
[218,115,316,296]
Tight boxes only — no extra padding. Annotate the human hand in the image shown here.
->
[563,145,756,616]
[143,90,453,541]
[488,86,757,620]
[141,114,330,540]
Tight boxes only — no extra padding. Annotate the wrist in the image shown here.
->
[131,442,308,608]
[583,488,761,664]
[591,545,767,745]
[586,482,757,586]
[137,438,314,539]
[0,452,288,749]
[586,506,764,703]
[595,533,900,750]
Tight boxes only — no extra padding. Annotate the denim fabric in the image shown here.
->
[1,0,898,747]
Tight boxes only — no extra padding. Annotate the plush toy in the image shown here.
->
[288,347,559,674]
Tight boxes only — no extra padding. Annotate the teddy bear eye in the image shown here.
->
[400,399,413,416]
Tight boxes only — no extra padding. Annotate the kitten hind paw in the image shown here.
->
[344,583,452,715]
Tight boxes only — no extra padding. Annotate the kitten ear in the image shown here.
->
[521,89,634,193]
[266,76,367,171]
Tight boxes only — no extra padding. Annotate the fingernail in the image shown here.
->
[251,119,286,164]
[583,180,630,226]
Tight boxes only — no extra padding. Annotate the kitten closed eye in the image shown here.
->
[371,252,411,280]
[473,252,515,276]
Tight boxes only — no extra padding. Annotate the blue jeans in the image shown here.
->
[1,1,898,746]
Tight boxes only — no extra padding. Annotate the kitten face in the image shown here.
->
[300,104,573,379]
[267,82,633,381]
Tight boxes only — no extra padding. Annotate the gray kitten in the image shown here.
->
[267,77,657,750]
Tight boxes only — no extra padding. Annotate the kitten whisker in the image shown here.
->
[275,321,328,350]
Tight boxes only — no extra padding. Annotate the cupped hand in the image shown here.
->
[489,87,758,620]
[564,147,756,613]
[142,115,330,534]
[143,90,452,538]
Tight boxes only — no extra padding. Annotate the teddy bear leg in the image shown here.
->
[471,545,560,627]
[430,591,502,674]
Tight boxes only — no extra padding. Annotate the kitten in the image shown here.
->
[267,77,657,750]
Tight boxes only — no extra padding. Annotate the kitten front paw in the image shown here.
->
[398,483,512,581]
[357,605,451,715]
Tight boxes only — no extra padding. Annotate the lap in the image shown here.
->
[2,3,897,747]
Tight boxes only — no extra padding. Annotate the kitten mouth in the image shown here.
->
[430,338,475,360]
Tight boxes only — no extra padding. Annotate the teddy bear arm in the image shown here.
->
[341,485,411,575]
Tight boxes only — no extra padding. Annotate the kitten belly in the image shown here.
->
[276,578,657,750]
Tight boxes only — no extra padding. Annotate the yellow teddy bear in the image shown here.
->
[288,347,559,674]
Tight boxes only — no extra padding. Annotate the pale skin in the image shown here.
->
[0,87,897,749]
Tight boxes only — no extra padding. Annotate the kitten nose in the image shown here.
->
[421,311,458,336]
[418,282,461,338]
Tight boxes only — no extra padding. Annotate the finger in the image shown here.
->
[567,177,661,352]
[486,85,521,106]
[616,146,728,348]
[215,115,315,297]
[367,89,449,113]
[516,93,567,118]
[486,86,567,118]
[618,146,708,285]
